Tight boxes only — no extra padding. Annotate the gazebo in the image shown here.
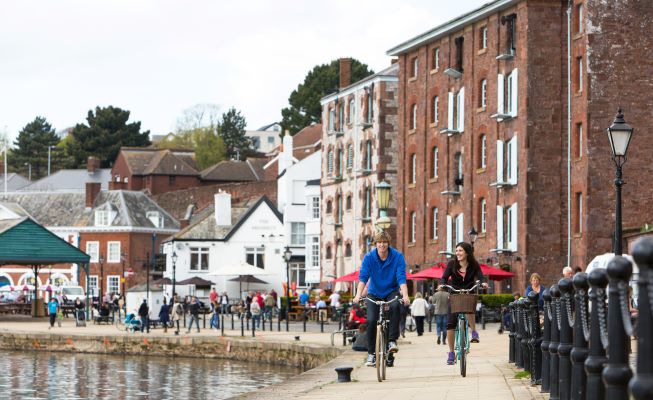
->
[0,217,90,317]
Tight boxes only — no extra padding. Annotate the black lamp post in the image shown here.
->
[283,246,292,332]
[375,180,391,231]
[171,250,178,300]
[606,109,633,256]
[98,254,104,305]
[121,252,127,296]
[468,227,478,248]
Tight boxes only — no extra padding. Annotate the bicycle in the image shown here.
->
[115,313,142,333]
[441,281,481,377]
[363,296,399,382]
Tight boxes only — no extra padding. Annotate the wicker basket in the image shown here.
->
[450,294,479,314]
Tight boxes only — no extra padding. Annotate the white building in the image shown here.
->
[161,193,286,301]
[246,122,282,154]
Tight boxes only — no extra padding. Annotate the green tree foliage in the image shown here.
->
[157,127,227,170]
[11,117,59,179]
[63,106,150,168]
[281,59,374,135]
[218,107,251,160]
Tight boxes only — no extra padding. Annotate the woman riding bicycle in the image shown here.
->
[441,242,488,365]
[353,230,410,367]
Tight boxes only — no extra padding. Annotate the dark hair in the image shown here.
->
[453,242,480,271]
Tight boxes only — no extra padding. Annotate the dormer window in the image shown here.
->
[497,13,517,59]
[95,210,110,227]
[444,37,464,78]
[147,211,164,228]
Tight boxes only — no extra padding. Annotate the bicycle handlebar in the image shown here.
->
[359,296,400,306]
[441,280,482,294]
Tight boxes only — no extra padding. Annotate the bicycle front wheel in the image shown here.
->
[376,325,384,382]
[115,318,126,331]
[458,317,467,377]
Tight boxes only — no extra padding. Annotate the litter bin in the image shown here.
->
[32,298,46,317]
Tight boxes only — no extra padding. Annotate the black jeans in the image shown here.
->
[415,316,425,335]
[365,291,401,355]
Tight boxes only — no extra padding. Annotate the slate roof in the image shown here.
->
[166,196,281,242]
[200,158,267,182]
[120,148,198,176]
[0,173,30,191]
[293,124,322,149]
[18,169,111,192]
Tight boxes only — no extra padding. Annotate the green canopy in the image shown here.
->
[0,218,89,265]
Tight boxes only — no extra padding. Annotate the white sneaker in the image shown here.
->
[365,354,376,367]
[388,341,399,353]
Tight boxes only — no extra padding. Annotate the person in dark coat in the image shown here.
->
[159,297,170,333]
[138,299,149,332]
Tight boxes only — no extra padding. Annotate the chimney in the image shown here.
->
[280,130,293,173]
[339,58,352,89]
[214,191,232,227]
[85,182,101,207]
[87,156,101,173]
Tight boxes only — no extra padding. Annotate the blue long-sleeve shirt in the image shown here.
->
[359,247,407,298]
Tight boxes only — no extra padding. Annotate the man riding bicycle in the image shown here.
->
[353,231,410,367]
[441,242,488,365]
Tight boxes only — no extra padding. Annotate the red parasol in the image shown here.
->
[332,270,360,283]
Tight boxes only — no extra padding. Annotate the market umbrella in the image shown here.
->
[211,262,273,295]
[332,270,360,283]
[407,264,445,280]
[152,277,173,285]
[228,275,268,292]
[176,277,214,287]
[479,264,514,281]
[0,285,14,292]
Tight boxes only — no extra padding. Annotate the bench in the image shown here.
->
[93,314,114,325]
[481,306,502,330]
[330,328,359,346]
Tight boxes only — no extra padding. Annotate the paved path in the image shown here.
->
[0,316,546,399]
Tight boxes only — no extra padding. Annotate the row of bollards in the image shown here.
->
[509,236,653,400]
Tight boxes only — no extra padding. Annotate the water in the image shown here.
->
[0,350,300,399]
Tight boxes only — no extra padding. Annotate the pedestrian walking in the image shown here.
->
[187,296,200,333]
[159,297,170,333]
[138,299,149,332]
[264,291,275,320]
[433,285,449,345]
[411,292,429,336]
[171,297,183,335]
[47,298,59,329]
[219,291,229,314]
[250,298,261,328]
[210,300,220,330]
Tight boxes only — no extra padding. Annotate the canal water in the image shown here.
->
[0,350,301,399]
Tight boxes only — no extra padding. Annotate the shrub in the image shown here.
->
[479,294,514,308]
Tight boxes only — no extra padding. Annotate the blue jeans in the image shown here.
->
[252,314,260,328]
[211,313,219,329]
[187,315,200,332]
[435,314,448,336]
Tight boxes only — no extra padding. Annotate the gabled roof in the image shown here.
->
[120,148,198,176]
[292,124,322,150]
[0,173,30,191]
[165,196,281,242]
[257,122,281,131]
[200,158,267,182]
[0,217,90,265]
[18,169,111,192]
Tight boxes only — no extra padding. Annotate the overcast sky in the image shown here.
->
[0,0,488,142]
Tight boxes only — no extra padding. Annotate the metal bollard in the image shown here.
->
[515,299,524,369]
[585,269,608,400]
[221,313,225,336]
[270,312,273,331]
[570,273,589,400]
[602,256,634,400]
[508,302,516,363]
[630,238,653,400]
[231,313,235,330]
[278,312,281,331]
[240,315,244,337]
[428,313,433,332]
[252,317,256,337]
[549,284,561,400]
[527,290,542,385]
[541,290,552,393]
[303,315,307,332]
[521,298,532,375]
[321,313,325,333]
[557,278,574,400]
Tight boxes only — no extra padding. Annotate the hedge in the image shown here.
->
[479,294,515,308]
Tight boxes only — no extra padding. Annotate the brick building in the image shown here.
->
[388,0,653,290]
[320,59,399,286]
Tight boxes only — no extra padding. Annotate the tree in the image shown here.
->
[63,106,150,168]
[175,103,221,131]
[281,59,374,135]
[218,107,250,160]
[11,117,59,179]
[194,128,227,169]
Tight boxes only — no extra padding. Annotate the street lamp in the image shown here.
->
[98,254,104,305]
[283,246,293,332]
[47,145,56,176]
[171,250,178,299]
[120,252,127,297]
[606,108,633,256]
[24,162,31,181]
[468,227,478,248]
[375,180,392,231]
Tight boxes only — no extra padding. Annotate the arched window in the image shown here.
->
[480,198,487,233]
[347,143,354,170]
[411,153,417,184]
[345,243,352,257]
[326,200,332,214]
[326,245,332,259]
[479,134,487,169]
[431,146,438,178]
[410,212,417,243]
[431,96,439,124]
[410,104,417,130]
[346,194,352,210]
[365,140,373,170]
[431,207,438,240]
[327,150,334,174]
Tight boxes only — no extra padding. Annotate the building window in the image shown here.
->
[411,57,418,78]
[506,136,518,185]
[431,146,438,178]
[107,241,121,263]
[88,276,98,297]
[291,222,305,245]
[328,108,335,131]
[86,242,99,263]
[410,212,417,243]
[454,36,464,72]
[575,123,583,159]
[345,243,352,257]
[337,195,343,223]
[267,136,275,144]
[480,134,487,169]
[337,148,344,177]
[576,4,584,33]
[497,69,519,117]
[502,13,517,55]
[410,104,417,130]
[480,198,487,233]
[311,197,320,219]
[455,213,464,244]
[348,100,354,124]
[107,275,120,294]
[446,88,465,132]
[245,247,265,269]
[480,26,488,49]
[146,211,163,228]
[574,192,583,234]
[367,88,374,123]
[431,96,439,124]
[290,263,306,287]
[326,200,332,214]
[411,153,417,184]
[347,144,354,170]
[365,140,373,170]
[364,236,373,252]
[454,152,463,191]
[339,102,345,131]
[311,237,320,267]
[576,56,583,93]
[327,150,334,175]
[325,245,332,259]
[480,79,487,108]
[346,194,352,210]
[446,215,453,254]
[431,207,438,240]
[168,176,176,186]
[364,187,372,219]
[190,247,209,270]
[432,48,440,70]
[95,210,109,227]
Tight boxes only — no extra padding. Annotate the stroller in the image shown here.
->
[123,313,143,333]
[75,309,86,327]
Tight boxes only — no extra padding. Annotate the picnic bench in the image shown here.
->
[0,303,31,315]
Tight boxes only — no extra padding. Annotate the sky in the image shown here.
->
[0,0,489,143]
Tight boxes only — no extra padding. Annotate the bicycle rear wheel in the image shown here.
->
[458,317,467,377]
[376,325,384,382]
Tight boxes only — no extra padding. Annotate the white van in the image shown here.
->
[61,286,86,303]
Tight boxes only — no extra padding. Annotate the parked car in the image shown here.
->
[61,286,86,304]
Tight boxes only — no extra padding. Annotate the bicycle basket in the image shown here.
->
[450,294,478,314]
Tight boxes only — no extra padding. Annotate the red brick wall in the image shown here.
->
[146,175,201,195]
